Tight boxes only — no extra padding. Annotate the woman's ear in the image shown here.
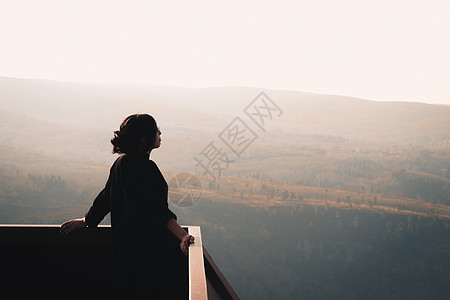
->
[138,137,151,152]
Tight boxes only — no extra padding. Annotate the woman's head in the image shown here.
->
[111,114,160,154]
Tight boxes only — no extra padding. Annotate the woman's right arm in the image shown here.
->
[60,217,87,235]
[60,185,110,234]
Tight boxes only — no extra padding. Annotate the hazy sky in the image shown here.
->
[1,0,449,104]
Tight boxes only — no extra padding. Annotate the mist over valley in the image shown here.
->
[1,77,449,299]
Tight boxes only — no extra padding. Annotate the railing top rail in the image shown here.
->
[188,226,208,300]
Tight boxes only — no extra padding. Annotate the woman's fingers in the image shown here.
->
[60,219,85,235]
[180,235,195,255]
[60,221,73,235]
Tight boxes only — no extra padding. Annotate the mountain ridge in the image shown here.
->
[0,76,448,164]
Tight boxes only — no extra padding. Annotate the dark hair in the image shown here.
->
[111,114,158,154]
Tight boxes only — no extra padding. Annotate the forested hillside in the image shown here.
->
[173,199,450,299]
[0,77,449,299]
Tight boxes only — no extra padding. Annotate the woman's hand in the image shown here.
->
[60,218,87,235]
[180,234,195,256]
[165,218,195,255]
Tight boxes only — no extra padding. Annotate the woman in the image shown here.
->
[60,113,194,299]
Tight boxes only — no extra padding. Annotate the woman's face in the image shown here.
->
[153,127,162,149]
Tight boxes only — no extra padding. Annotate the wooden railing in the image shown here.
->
[0,224,239,300]
[188,226,208,300]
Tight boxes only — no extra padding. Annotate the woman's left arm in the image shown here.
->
[166,218,195,255]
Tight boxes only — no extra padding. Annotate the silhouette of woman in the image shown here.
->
[60,113,194,299]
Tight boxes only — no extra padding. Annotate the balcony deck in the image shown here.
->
[0,224,239,300]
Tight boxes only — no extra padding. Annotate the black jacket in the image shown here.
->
[85,153,177,273]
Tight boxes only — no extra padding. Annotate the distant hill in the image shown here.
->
[1,77,449,299]
[1,77,449,162]
[1,76,449,195]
